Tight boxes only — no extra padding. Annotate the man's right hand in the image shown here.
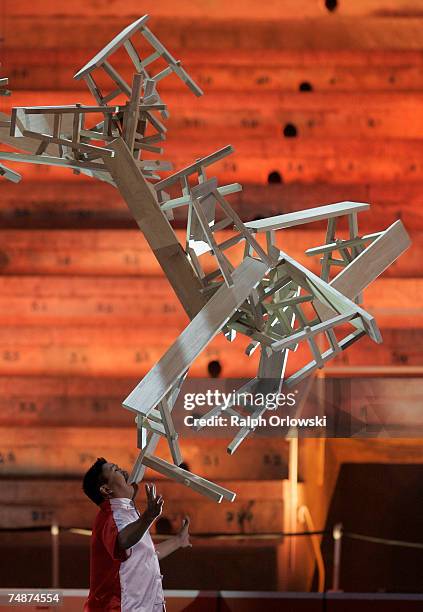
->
[144,483,164,521]
[118,483,164,551]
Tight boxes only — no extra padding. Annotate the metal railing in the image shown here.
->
[2,522,423,590]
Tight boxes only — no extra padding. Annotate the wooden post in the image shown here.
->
[288,433,299,571]
[51,523,60,588]
[331,523,343,592]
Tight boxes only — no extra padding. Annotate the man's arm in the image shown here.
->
[156,517,191,561]
[118,483,163,550]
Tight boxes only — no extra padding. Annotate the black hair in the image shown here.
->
[82,457,108,505]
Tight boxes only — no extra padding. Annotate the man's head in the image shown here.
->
[82,457,134,505]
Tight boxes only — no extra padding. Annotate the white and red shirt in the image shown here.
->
[84,497,165,612]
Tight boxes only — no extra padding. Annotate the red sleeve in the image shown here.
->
[101,515,128,562]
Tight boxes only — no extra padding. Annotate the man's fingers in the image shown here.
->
[145,483,153,500]
[145,483,164,514]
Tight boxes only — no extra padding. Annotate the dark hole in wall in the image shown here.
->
[325,0,338,12]
[283,123,297,138]
[299,81,313,92]
[207,359,222,378]
[267,170,282,184]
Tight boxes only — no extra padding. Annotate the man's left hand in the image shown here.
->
[177,516,192,548]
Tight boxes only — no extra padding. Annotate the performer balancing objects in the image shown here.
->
[82,458,191,611]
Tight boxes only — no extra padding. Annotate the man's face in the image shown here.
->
[101,462,132,495]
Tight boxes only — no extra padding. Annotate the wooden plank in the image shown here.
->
[246,202,369,232]
[0,427,289,481]
[123,256,269,414]
[141,454,236,503]
[0,163,21,183]
[2,137,423,185]
[132,90,423,140]
[0,276,419,328]
[0,478,285,533]
[1,372,422,428]
[233,182,423,233]
[281,250,382,342]
[73,16,150,80]
[101,138,207,320]
[332,329,423,366]
[0,325,259,377]
[346,278,423,328]
[324,365,423,377]
[0,180,131,228]
[11,107,75,138]
[4,17,423,51]
[1,87,421,169]
[309,220,410,326]
[329,438,423,465]
[5,91,423,140]
[0,375,137,427]
[0,276,187,326]
[162,183,242,212]
[6,49,423,93]
[9,1,423,20]
[0,150,107,173]
[271,313,358,352]
[0,325,419,376]
[348,378,423,429]
[135,90,423,141]
[0,230,167,274]
[2,144,422,186]
[0,181,421,232]
[154,145,234,191]
[0,498,284,533]
[0,111,69,157]
[329,220,411,298]
[157,140,423,184]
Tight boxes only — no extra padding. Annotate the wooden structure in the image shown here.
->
[0,14,412,504]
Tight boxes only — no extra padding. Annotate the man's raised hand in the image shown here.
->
[144,483,164,522]
[177,516,192,548]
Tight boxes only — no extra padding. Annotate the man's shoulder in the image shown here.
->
[91,503,112,533]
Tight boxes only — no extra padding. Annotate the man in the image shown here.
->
[82,457,191,611]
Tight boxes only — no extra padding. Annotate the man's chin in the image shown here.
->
[119,469,129,482]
